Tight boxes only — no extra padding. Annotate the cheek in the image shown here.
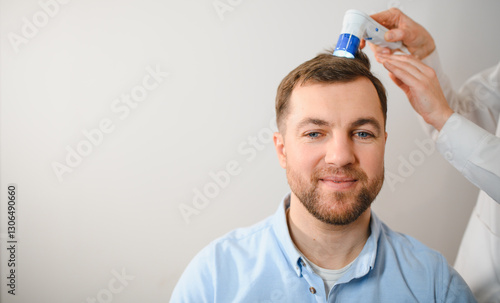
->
[286,142,324,169]
[357,146,385,175]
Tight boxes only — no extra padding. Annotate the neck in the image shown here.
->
[287,193,371,270]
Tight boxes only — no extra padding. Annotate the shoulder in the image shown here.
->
[378,220,442,257]
[376,220,475,301]
[185,214,276,269]
[206,215,276,256]
[377,219,449,272]
[170,215,275,302]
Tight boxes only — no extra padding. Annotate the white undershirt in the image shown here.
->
[302,255,355,298]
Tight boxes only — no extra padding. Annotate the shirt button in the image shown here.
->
[444,151,453,160]
[309,287,316,294]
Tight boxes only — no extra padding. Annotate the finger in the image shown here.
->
[359,39,366,49]
[387,70,411,97]
[380,54,434,77]
[370,8,402,29]
[385,58,426,82]
[378,54,414,65]
[388,71,404,88]
[385,28,405,42]
[368,43,392,63]
[382,59,423,88]
[369,43,391,55]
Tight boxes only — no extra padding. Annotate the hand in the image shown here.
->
[361,8,435,61]
[378,53,453,131]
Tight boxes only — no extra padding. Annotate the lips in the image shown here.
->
[319,176,358,190]
[321,176,357,183]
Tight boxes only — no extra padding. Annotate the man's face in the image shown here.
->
[274,77,387,225]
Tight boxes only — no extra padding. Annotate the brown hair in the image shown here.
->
[275,50,387,132]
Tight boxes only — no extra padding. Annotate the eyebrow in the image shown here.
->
[350,117,382,134]
[296,118,330,130]
[296,117,382,133]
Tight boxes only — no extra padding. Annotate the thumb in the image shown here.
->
[385,28,405,42]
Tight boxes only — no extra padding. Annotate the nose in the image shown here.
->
[324,134,356,167]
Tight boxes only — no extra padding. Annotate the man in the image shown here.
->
[365,8,500,302]
[169,50,475,302]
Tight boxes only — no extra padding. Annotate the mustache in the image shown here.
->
[312,165,368,182]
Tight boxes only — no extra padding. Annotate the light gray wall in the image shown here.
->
[1,0,499,302]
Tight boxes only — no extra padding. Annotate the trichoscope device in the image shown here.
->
[333,9,406,58]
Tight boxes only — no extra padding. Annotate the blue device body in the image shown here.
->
[333,33,360,59]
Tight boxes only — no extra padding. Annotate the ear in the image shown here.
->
[384,131,388,143]
[273,132,287,169]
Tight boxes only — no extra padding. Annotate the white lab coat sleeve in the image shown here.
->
[421,50,500,203]
[435,113,500,202]
[422,50,500,133]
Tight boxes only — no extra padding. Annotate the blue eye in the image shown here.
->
[306,132,320,138]
[356,132,373,139]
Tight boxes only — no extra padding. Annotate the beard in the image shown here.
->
[287,164,384,226]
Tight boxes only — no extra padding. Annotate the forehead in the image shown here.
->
[287,77,384,128]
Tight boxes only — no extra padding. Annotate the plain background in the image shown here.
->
[1,0,499,302]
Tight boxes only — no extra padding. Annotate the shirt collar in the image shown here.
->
[271,193,303,277]
[340,210,381,282]
[271,193,382,279]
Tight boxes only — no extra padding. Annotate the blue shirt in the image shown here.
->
[170,194,476,302]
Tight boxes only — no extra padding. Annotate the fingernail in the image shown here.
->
[386,32,393,41]
[377,48,391,58]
